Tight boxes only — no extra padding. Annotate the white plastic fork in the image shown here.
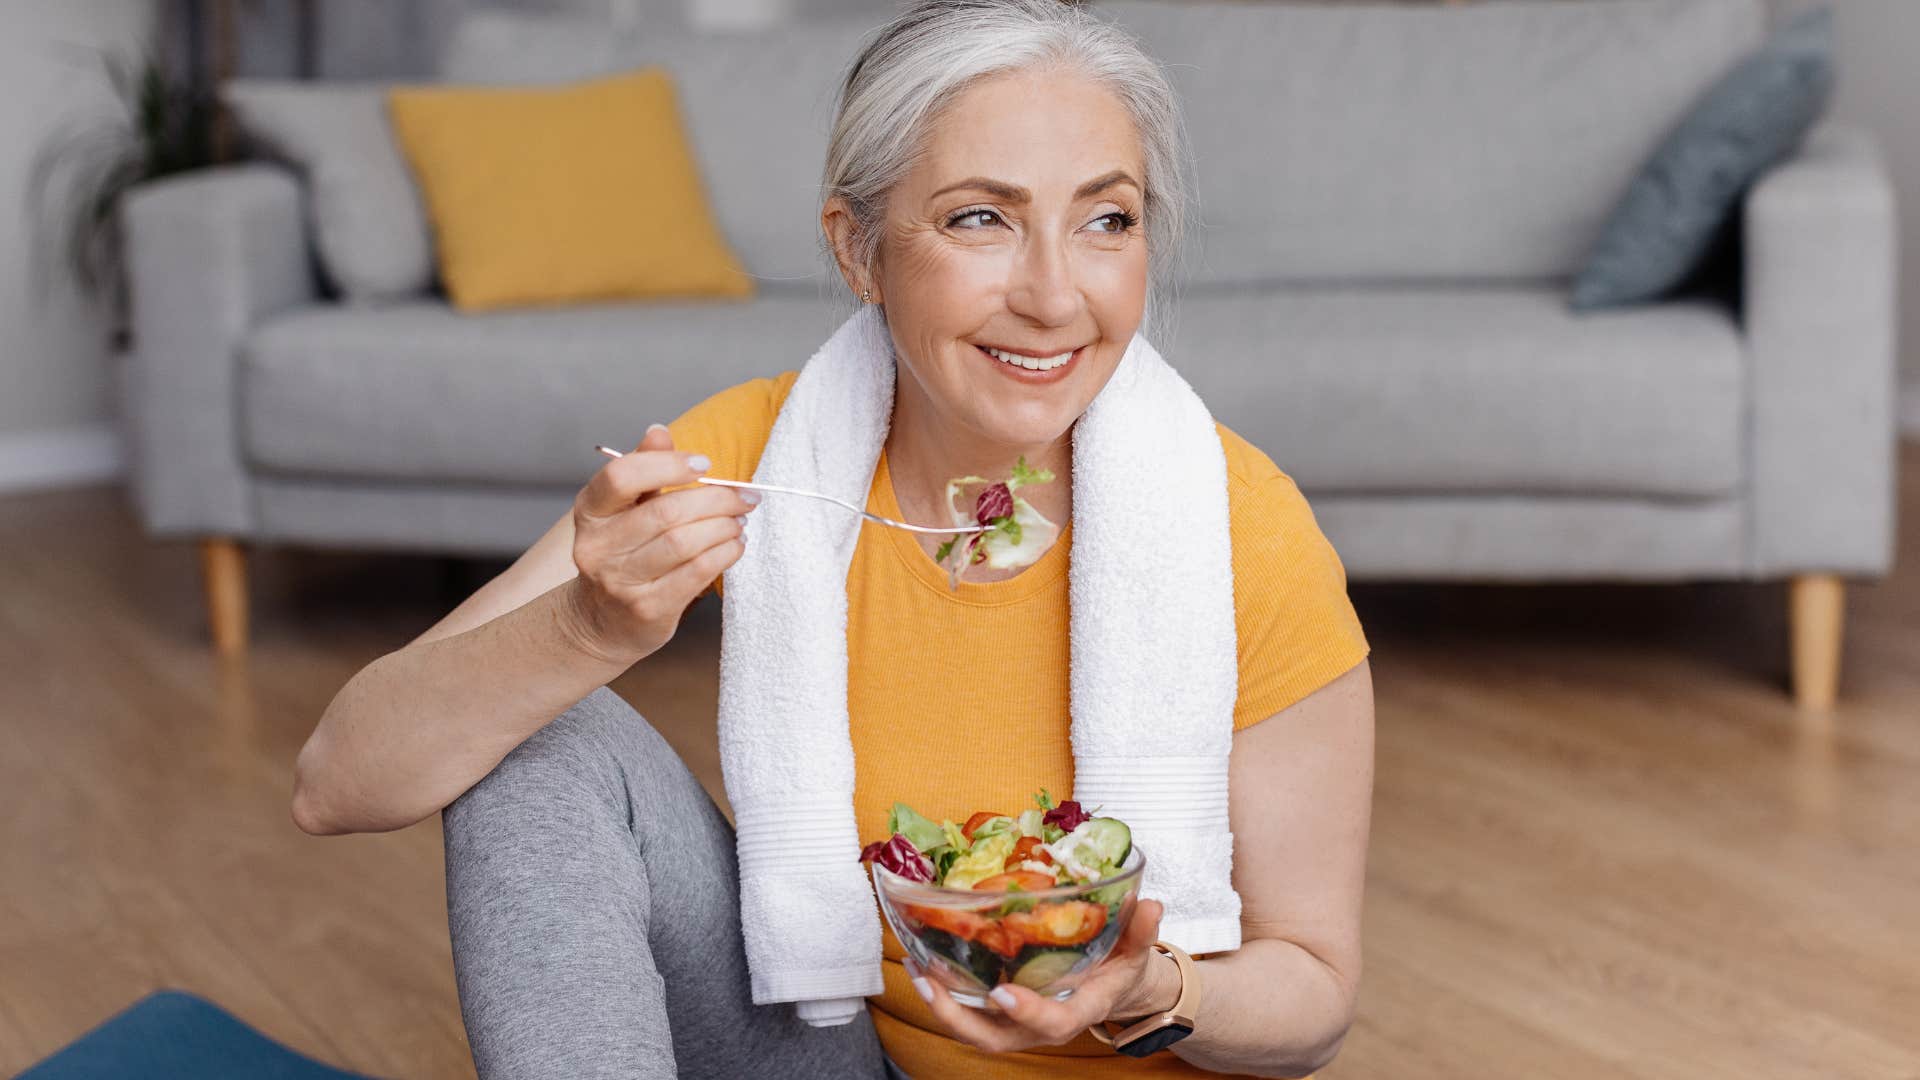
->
[594,445,991,536]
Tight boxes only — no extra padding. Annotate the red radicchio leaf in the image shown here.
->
[858,833,934,883]
[974,483,1014,525]
[1042,800,1090,832]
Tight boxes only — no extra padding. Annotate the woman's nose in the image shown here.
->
[1005,236,1080,327]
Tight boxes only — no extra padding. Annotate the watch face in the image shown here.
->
[1117,1023,1193,1058]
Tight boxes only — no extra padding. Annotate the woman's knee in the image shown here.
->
[446,687,646,828]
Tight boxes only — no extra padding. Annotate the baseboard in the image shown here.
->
[0,423,126,495]
[1903,379,1920,439]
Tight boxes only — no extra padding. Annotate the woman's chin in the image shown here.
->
[954,344,1106,449]
[967,408,1079,453]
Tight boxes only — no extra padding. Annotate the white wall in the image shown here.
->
[0,0,155,491]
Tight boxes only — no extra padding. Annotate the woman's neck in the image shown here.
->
[884,380,1072,566]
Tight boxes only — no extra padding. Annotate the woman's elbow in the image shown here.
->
[290,785,339,836]
[1247,1021,1350,1079]
[290,744,348,836]
[1294,1024,1351,1077]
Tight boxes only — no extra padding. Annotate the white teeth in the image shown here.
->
[984,345,1076,371]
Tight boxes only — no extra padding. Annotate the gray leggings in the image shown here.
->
[443,688,897,1080]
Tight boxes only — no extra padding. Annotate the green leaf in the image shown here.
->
[1008,456,1055,491]
[934,538,955,563]
[887,802,946,853]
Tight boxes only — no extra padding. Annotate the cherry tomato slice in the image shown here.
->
[971,870,1057,893]
[901,904,990,941]
[1005,835,1054,870]
[961,811,1008,842]
[1004,901,1108,947]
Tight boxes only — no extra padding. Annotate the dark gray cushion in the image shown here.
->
[1570,8,1833,310]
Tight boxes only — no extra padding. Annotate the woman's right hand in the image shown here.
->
[563,423,759,664]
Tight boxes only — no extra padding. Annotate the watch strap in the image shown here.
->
[1087,941,1200,1056]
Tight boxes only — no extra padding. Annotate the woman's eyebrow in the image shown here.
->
[1072,169,1139,199]
[929,169,1141,203]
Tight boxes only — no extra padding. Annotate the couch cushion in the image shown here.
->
[387,70,753,311]
[222,80,434,301]
[243,288,1742,500]
[1571,8,1835,309]
[439,13,870,290]
[241,295,846,485]
[1104,0,1764,284]
[1167,286,1744,499]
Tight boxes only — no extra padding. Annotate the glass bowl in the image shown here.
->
[872,847,1145,1009]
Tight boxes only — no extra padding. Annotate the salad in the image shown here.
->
[861,791,1138,997]
[934,457,1060,589]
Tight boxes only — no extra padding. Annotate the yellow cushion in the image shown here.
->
[388,69,753,311]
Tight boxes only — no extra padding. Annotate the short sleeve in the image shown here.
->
[1223,431,1370,730]
[664,372,797,597]
[664,370,798,483]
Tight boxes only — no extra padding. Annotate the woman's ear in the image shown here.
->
[821,197,880,303]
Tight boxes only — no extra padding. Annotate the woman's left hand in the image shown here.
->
[909,899,1173,1054]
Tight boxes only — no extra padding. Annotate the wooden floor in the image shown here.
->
[3,448,1918,1079]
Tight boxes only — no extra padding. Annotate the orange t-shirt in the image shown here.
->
[670,372,1369,1080]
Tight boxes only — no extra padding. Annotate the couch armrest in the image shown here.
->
[1744,124,1900,577]
[121,163,315,537]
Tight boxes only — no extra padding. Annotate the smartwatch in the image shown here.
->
[1087,941,1199,1058]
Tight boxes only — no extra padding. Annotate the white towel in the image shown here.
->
[717,304,1241,1025]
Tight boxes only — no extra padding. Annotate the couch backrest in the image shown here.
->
[445,0,1764,289]
[1107,0,1763,284]
[441,12,871,290]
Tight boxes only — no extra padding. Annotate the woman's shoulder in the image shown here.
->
[666,371,802,481]
[1216,422,1306,512]
[1214,423,1369,729]
[1214,422,1337,579]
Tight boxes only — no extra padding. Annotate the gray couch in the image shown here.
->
[121,0,1899,706]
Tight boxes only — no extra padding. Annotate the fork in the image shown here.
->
[594,445,991,536]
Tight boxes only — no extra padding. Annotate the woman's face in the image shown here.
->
[864,67,1150,449]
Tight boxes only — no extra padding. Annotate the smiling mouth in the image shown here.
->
[977,344,1082,372]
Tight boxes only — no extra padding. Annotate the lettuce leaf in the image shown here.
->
[887,802,946,854]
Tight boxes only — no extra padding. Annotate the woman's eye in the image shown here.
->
[948,208,1003,229]
[1090,211,1137,234]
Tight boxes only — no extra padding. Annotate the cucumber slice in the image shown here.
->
[917,928,1001,989]
[1079,818,1132,866]
[1009,948,1085,990]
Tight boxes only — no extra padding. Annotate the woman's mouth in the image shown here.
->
[973,342,1084,382]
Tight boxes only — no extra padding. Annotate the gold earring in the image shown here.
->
[861,288,872,303]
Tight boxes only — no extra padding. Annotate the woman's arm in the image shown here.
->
[1153,657,1373,1075]
[917,659,1374,1077]
[291,427,757,835]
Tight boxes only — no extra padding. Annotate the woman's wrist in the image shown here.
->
[555,577,646,668]
[1106,946,1184,1024]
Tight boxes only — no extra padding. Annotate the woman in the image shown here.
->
[294,0,1373,1076]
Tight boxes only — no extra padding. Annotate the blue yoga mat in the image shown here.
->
[16,990,374,1080]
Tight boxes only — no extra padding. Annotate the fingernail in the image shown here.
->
[988,985,1016,1010]
[686,454,711,473]
[735,515,748,529]
[912,977,933,1004]
[902,956,921,977]
[738,490,760,506]
[646,422,667,435]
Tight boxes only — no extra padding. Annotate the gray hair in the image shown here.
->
[822,0,1191,336]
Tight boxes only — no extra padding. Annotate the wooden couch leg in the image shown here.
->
[200,538,249,654]
[1789,574,1843,711]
